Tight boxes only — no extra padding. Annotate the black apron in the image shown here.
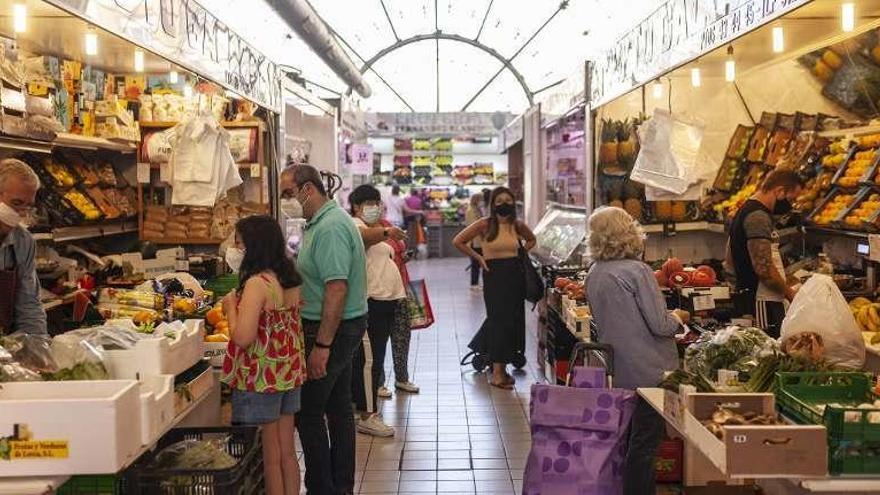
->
[0,244,18,335]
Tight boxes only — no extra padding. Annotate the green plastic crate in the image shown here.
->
[56,475,123,495]
[776,372,880,441]
[829,439,880,475]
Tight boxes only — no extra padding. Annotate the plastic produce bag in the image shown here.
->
[630,109,704,195]
[46,331,108,380]
[781,274,865,369]
[149,438,237,470]
[0,332,57,376]
[683,326,778,381]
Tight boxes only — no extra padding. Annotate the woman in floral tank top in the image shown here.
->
[221,215,305,495]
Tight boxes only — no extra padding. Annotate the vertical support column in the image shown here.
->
[522,104,545,227]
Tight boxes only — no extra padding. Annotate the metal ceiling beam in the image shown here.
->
[350,32,534,107]
[475,0,494,41]
[329,26,416,112]
[378,0,400,42]
[460,0,568,111]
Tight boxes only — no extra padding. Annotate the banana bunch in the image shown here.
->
[850,297,880,332]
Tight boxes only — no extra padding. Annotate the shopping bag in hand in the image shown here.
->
[406,279,434,330]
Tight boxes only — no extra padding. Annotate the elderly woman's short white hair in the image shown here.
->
[588,206,645,261]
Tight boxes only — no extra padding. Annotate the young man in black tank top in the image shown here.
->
[726,169,803,337]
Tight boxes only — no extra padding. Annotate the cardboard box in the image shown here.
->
[684,393,828,478]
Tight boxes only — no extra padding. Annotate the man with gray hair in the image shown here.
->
[0,158,46,335]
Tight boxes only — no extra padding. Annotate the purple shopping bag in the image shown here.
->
[569,366,606,389]
[523,384,636,495]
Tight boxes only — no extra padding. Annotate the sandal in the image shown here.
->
[489,379,514,390]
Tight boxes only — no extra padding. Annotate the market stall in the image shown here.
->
[568,0,880,492]
[0,0,297,492]
[366,112,514,258]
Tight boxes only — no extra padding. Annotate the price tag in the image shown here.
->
[692,294,715,311]
[159,162,172,183]
[869,234,880,262]
[250,163,261,177]
[176,259,189,271]
[137,162,151,184]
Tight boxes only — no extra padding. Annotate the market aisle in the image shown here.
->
[300,257,541,495]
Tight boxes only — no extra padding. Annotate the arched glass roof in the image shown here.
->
[198,0,666,113]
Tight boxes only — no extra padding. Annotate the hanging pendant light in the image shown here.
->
[134,49,145,72]
[772,26,784,53]
[725,46,736,82]
[652,79,663,99]
[85,30,98,56]
[842,3,855,32]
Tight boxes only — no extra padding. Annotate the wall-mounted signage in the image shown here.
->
[48,0,282,112]
[589,0,811,108]
[366,112,515,137]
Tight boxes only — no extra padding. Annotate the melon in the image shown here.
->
[624,198,643,220]
[654,270,668,288]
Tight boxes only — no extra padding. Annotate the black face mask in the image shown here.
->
[495,203,515,217]
[773,199,793,215]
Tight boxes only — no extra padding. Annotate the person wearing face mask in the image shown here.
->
[453,187,536,389]
[0,159,45,336]
[346,185,412,437]
[726,169,804,338]
[279,165,368,495]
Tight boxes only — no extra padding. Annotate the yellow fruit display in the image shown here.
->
[715,183,758,220]
[850,298,880,333]
[812,193,855,225]
[63,190,102,220]
[173,298,197,314]
[844,194,880,229]
[859,134,880,150]
[822,152,848,169]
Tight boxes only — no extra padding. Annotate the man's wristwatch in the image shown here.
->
[314,341,332,349]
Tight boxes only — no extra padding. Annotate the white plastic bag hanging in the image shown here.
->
[780,274,865,369]
[630,109,704,195]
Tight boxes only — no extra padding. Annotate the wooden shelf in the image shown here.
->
[0,133,136,154]
[142,237,223,245]
[139,120,264,130]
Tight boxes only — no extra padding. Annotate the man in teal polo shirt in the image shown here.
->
[281,165,367,495]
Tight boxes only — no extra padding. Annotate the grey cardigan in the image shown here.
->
[586,259,680,390]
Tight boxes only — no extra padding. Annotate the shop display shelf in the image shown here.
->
[173,361,214,416]
[123,426,263,495]
[53,133,137,153]
[0,380,143,477]
[103,320,205,380]
[805,226,869,239]
[819,124,880,140]
[138,120,264,131]
[32,220,139,243]
[140,237,223,245]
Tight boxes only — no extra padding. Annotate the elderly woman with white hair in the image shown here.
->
[586,206,688,495]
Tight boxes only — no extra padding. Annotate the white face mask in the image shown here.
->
[0,202,24,228]
[280,198,303,219]
[225,247,244,273]
[362,205,381,224]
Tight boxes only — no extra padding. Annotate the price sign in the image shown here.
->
[137,162,151,184]
[692,294,715,312]
[869,234,880,262]
[349,144,373,175]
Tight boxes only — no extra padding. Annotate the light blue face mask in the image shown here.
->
[362,205,382,224]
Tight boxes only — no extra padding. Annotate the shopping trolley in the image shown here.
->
[522,341,637,495]
[460,319,527,371]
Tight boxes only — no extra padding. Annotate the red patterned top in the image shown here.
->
[221,275,305,393]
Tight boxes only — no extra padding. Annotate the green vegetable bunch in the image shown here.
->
[684,326,778,382]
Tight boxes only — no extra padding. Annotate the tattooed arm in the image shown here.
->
[747,238,795,300]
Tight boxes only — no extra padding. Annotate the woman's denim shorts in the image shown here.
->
[231,388,301,425]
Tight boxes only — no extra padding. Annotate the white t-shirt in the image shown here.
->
[385,195,405,227]
[353,218,406,301]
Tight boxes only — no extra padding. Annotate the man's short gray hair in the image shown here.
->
[0,158,40,193]
[587,206,645,261]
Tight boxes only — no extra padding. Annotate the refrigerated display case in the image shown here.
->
[531,203,588,268]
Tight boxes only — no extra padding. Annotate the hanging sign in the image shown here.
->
[46,0,282,112]
[366,112,515,137]
[348,144,374,175]
[589,0,812,108]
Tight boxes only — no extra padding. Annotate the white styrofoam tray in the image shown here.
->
[104,319,205,379]
[138,375,174,447]
[0,380,142,476]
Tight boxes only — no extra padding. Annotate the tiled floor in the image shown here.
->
[304,257,540,495]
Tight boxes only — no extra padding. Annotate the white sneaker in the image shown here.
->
[377,386,393,398]
[356,414,395,437]
[395,381,420,393]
